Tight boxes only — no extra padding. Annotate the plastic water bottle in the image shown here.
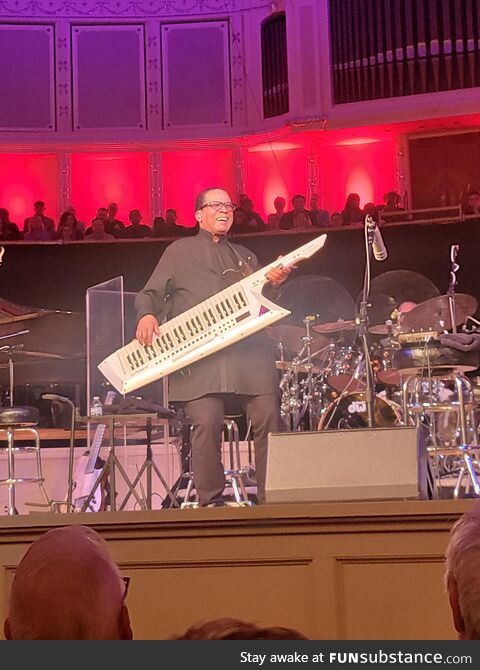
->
[90,396,103,417]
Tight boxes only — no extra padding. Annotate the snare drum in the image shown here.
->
[371,344,401,386]
[325,345,366,392]
[317,391,402,430]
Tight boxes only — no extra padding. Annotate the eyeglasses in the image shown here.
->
[122,576,130,600]
[199,201,236,213]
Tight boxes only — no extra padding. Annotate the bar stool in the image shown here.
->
[223,415,250,505]
[0,406,49,515]
[402,371,480,497]
[179,415,251,507]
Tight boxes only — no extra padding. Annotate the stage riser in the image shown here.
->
[0,499,469,640]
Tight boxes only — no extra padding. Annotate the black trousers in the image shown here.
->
[183,393,282,505]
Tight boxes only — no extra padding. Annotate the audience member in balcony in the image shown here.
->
[151,216,169,238]
[23,200,55,235]
[279,194,316,230]
[165,208,196,237]
[65,205,86,237]
[0,209,22,240]
[309,194,330,227]
[84,207,108,236]
[330,211,344,227]
[267,196,286,229]
[230,207,247,234]
[341,193,364,226]
[464,190,480,216]
[381,190,405,212]
[57,211,84,241]
[123,209,151,239]
[105,202,125,238]
[363,202,380,222]
[84,217,115,241]
[240,198,266,233]
[24,216,54,241]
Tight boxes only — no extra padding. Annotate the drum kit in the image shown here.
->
[267,268,480,496]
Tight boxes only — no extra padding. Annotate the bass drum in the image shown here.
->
[317,391,402,430]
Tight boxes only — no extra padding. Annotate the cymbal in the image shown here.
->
[400,294,478,331]
[313,319,356,334]
[369,270,440,305]
[369,324,391,335]
[266,324,330,354]
[278,274,356,328]
[363,293,398,326]
[0,347,65,359]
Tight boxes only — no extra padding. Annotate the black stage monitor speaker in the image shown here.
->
[265,426,429,503]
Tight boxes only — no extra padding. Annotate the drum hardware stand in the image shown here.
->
[358,214,379,428]
[447,244,460,334]
[0,333,30,406]
[118,416,180,510]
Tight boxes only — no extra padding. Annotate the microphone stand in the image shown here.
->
[357,215,377,428]
[447,244,459,333]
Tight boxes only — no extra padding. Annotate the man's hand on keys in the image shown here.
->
[136,314,160,347]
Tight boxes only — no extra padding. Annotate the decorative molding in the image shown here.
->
[306,142,319,204]
[57,151,71,212]
[149,150,163,216]
[230,12,247,127]
[0,0,265,19]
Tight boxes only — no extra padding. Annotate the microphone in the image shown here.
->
[42,393,74,407]
[365,214,388,262]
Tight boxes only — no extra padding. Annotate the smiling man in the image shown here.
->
[135,186,290,506]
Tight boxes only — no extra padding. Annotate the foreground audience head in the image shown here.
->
[273,196,286,212]
[107,202,118,218]
[445,503,480,639]
[174,617,308,640]
[4,525,132,640]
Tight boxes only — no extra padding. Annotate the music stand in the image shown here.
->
[79,413,153,512]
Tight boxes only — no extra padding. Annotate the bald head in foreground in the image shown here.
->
[4,525,132,640]
[445,503,480,640]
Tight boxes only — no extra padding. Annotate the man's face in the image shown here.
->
[130,210,142,225]
[108,204,118,218]
[166,210,176,225]
[292,197,305,212]
[92,219,105,235]
[468,194,480,210]
[196,188,234,236]
[97,208,107,220]
[34,203,45,216]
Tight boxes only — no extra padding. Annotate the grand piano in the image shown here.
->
[0,299,86,417]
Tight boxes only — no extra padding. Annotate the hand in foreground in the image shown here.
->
[439,332,480,352]
[136,314,160,347]
[266,256,295,286]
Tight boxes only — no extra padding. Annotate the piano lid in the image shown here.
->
[0,298,56,325]
[0,301,85,360]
